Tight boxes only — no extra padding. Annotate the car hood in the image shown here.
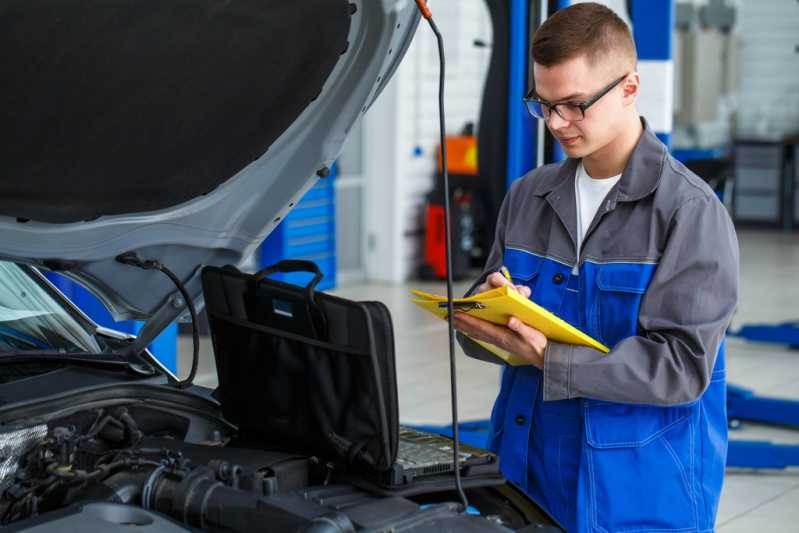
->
[0,0,419,333]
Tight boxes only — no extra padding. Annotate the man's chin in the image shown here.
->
[559,143,588,158]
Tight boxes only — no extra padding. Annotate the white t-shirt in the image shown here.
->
[573,162,621,274]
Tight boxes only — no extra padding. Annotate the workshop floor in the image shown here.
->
[183,228,799,532]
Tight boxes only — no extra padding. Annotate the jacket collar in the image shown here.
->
[532,117,666,203]
[615,118,666,203]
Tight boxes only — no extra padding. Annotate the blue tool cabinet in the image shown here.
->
[259,169,337,291]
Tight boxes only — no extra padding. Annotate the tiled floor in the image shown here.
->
[182,228,799,531]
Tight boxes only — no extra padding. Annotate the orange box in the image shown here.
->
[437,135,478,175]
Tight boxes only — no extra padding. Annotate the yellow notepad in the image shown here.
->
[412,285,609,366]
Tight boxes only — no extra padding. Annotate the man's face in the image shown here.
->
[532,54,634,158]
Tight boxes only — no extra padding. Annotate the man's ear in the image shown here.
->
[622,72,640,106]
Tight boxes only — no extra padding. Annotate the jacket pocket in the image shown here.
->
[503,248,544,304]
[594,263,655,347]
[584,401,698,532]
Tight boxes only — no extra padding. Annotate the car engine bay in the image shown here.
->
[0,397,553,532]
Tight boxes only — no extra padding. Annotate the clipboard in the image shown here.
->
[411,285,609,366]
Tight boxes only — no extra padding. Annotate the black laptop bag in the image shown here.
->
[201,260,398,472]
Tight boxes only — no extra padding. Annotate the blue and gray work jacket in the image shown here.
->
[458,121,739,533]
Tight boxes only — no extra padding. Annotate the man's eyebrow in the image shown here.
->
[554,92,587,102]
[532,91,588,103]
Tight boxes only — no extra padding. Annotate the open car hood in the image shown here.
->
[0,0,419,334]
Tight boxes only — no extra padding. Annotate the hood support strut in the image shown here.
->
[116,253,201,388]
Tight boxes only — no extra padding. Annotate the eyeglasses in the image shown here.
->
[524,74,628,122]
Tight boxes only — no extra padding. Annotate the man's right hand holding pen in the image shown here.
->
[475,266,531,298]
[451,267,548,369]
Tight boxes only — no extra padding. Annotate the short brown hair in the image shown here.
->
[532,3,637,69]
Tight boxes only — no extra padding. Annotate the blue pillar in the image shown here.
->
[549,1,570,163]
[630,0,674,149]
[506,0,536,187]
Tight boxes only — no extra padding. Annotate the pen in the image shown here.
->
[499,265,512,282]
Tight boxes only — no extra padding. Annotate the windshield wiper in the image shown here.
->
[0,350,157,377]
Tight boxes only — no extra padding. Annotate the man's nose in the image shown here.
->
[547,111,570,131]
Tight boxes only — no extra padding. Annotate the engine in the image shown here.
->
[0,406,350,532]
[0,405,537,533]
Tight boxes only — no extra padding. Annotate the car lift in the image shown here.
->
[730,323,799,350]
[726,319,799,469]
[726,383,799,468]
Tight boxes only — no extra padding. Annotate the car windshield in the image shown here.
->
[0,262,101,354]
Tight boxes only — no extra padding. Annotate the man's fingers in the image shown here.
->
[516,284,531,298]
[454,313,507,345]
[507,317,546,348]
[455,313,545,367]
[506,317,528,342]
[488,271,531,297]
[479,273,531,300]
[452,313,480,337]
[487,272,510,288]
[508,317,532,336]
[453,312,491,334]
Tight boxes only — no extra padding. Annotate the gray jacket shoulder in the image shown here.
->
[655,153,723,214]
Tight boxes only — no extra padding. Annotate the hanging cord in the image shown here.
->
[414,0,469,512]
[116,253,199,388]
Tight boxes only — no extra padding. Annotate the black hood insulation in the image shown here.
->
[0,0,351,223]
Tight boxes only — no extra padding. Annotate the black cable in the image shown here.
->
[116,253,199,388]
[76,415,121,442]
[156,264,199,388]
[415,0,469,511]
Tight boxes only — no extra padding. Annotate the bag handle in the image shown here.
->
[253,260,325,313]
[254,260,323,291]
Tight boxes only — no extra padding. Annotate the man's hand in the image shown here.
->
[453,271,546,368]
[475,271,531,298]
[453,313,547,369]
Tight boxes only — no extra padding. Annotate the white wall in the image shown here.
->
[673,0,799,140]
[364,0,493,283]
[735,0,799,139]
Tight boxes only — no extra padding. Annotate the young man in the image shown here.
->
[454,3,738,532]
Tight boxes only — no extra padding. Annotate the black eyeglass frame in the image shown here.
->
[523,74,629,122]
